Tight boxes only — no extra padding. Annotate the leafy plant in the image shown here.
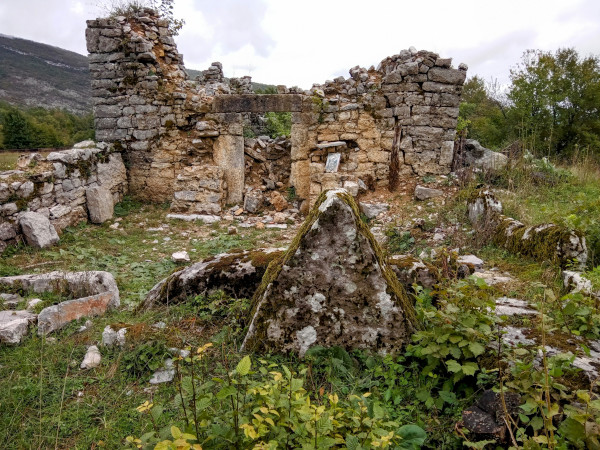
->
[126,350,427,449]
[121,340,170,378]
[385,229,415,254]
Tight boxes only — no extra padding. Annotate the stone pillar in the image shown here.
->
[214,134,244,205]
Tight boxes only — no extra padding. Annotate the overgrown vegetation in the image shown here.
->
[459,48,600,161]
[0,101,94,150]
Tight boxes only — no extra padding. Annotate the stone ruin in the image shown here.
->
[85,8,467,215]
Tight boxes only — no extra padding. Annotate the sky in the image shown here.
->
[1,0,600,89]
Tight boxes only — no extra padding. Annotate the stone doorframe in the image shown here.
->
[211,94,310,205]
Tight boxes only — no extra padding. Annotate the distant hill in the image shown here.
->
[0,35,275,115]
[0,35,91,114]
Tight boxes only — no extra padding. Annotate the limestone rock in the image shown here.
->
[0,271,119,306]
[359,201,389,219]
[414,185,443,201]
[0,271,120,335]
[388,255,439,289]
[19,212,59,249]
[270,191,288,212]
[1,293,21,309]
[457,254,484,270]
[140,248,284,310]
[244,190,264,213]
[0,222,17,241]
[149,358,175,384]
[463,139,508,171]
[38,292,117,335]
[86,186,114,224]
[102,325,127,347]
[80,345,101,369]
[0,310,37,344]
[172,251,190,263]
[242,189,417,355]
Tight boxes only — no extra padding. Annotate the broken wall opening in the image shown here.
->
[86,10,467,216]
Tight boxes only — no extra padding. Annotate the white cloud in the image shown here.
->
[0,0,598,89]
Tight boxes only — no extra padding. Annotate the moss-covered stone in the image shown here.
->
[468,188,588,269]
[242,188,418,356]
[138,248,284,311]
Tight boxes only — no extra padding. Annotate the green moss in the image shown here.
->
[493,216,583,267]
[247,190,419,332]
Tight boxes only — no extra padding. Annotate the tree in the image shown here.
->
[508,48,600,156]
[1,108,34,149]
[459,76,511,149]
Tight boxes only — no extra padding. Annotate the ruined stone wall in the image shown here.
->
[86,10,466,214]
[290,51,466,205]
[0,143,127,251]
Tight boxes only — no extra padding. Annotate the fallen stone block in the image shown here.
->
[468,189,588,269]
[359,201,389,219]
[0,310,37,344]
[0,271,119,335]
[140,248,283,310]
[37,291,117,335]
[242,189,417,355]
[414,185,443,201]
[19,212,59,249]
[86,186,114,224]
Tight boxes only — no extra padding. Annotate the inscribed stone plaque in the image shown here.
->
[325,153,341,173]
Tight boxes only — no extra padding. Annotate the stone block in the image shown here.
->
[86,186,114,224]
[19,212,59,249]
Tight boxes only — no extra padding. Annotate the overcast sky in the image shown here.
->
[1,0,599,89]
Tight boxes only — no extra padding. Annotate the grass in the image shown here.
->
[0,151,21,171]
[0,197,293,448]
[0,150,52,171]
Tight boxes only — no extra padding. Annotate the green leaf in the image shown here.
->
[468,342,485,357]
[461,362,479,376]
[463,439,497,449]
[171,425,182,439]
[439,390,457,404]
[345,434,361,450]
[236,355,251,376]
[446,360,462,373]
[397,424,427,449]
[216,385,236,400]
[150,405,163,421]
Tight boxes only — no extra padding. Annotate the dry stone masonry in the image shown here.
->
[0,141,127,251]
[86,9,466,215]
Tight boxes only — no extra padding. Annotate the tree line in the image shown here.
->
[460,47,600,159]
[0,102,94,150]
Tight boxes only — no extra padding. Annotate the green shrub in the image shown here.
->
[126,350,427,449]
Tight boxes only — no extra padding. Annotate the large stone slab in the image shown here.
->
[242,189,417,356]
[19,212,59,248]
[140,248,284,311]
[213,94,303,113]
[0,271,119,335]
[37,291,116,335]
[86,186,114,223]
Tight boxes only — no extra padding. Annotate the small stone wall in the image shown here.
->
[86,9,466,214]
[0,142,127,251]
